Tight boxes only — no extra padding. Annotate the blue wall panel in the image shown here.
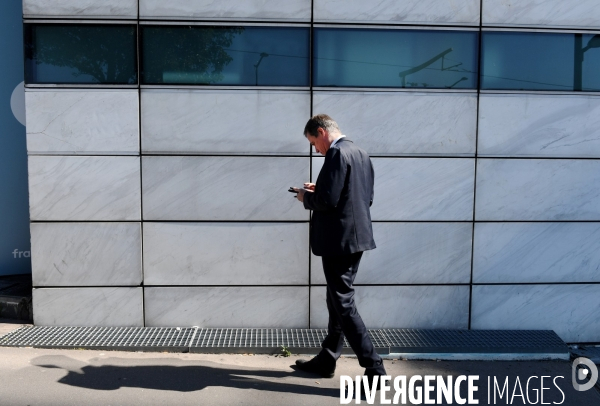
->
[0,0,31,275]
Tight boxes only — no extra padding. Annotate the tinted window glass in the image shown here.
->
[24,24,137,85]
[313,28,479,89]
[481,31,600,91]
[141,26,310,86]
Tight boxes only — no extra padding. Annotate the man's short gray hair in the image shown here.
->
[303,114,341,137]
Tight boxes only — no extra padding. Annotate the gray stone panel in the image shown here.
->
[144,287,309,328]
[141,90,309,155]
[28,156,141,221]
[371,158,475,220]
[314,0,480,24]
[142,156,309,221]
[312,157,475,220]
[310,286,470,329]
[31,222,142,287]
[313,92,477,156]
[26,90,139,155]
[312,222,472,284]
[482,0,600,28]
[33,288,144,327]
[474,222,600,283]
[23,0,138,18]
[478,94,600,158]
[140,0,311,21]
[143,222,309,285]
[471,284,600,343]
[475,159,600,221]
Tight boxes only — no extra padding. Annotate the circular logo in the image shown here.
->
[10,81,25,126]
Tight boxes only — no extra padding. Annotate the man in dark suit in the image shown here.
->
[292,114,386,383]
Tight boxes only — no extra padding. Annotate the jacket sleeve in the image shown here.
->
[303,148,347,212]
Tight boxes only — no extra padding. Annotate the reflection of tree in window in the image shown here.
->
[143,26,244,84]
[26,25,137,84]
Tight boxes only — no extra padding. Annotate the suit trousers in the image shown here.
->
[319,251,386,376]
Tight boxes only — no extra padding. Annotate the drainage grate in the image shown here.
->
[0,326,195,352]
[382,329,568,354]
[0,327,568,356]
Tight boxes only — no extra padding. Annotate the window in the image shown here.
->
[481,31,600,91]
[24,24,137,85]
[313,28,479,89]
[141,25,310,86]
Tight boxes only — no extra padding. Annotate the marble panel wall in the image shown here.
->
[33,288,144,326]
[142,156,309,221]
[475,159,600,221]
[482,0,600,28]
[473,222,600,283]
[314,0,480,25]
[23,0,138,18]
[312,92,477,156]
[139,0,311,21]
[311,222,472,284]
[371,158,475,221]
[28,156,141,221]
[31,222,142,286]
[471,285,600,343]
[144,287,309,327]
[26,90,139,155]
[478,94,600,158]
[312,157,475,220]
[141,90,310,155]
[310,286,470,329]
[143,222,309,285]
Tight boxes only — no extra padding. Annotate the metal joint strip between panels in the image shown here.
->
[0,327,568,355]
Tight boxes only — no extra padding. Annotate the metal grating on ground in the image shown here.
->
[0,326,568,356]
[0,326,195,352]
[382,329,568,354]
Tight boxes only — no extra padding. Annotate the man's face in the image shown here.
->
[306,128,330,155]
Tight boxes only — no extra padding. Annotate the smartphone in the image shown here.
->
[288,187,297,193]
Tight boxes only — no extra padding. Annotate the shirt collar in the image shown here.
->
[330,135,346,148]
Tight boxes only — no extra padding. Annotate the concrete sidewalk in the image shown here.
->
[1,323,599,406]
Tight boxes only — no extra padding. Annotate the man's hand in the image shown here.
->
[304,182,316,191]
[292,187,313,202]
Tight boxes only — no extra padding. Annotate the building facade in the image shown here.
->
[23,0,600,343]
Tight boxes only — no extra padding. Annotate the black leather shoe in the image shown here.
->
[295,355,336,378]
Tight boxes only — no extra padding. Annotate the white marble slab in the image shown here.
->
[482,0,600,28]
[475,159,600,221]
[141,90,309,155]
[143,222,309,285]
[478,94,600,158]
[31,222,142,287]
[142,156,309,221]
[140,0,311,21]
[313,92,477,156]
[311,222,472,284]
[33,288,143,326]
[28,156,141,221]
[26,90,139,155]
[23,0,138,18]
[144,287,309,328]
[474,222,600,283]
[314,0,480,24]
[365,158,474,220]
[310,286,469,329]
[471,284,600,343]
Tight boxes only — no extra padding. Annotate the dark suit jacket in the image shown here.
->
[303,138,376,256]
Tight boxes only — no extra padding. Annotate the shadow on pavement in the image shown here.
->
[31,354,338,398]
